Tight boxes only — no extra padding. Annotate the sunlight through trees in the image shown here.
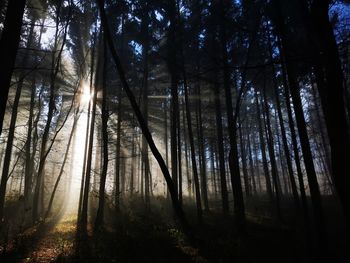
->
[0,0,350,262]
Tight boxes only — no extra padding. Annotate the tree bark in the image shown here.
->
[0,0,26,136]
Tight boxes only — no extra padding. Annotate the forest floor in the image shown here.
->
[0,196,348,263]
[0,214,77,262]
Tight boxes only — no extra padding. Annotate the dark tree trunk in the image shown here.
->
[115,86,122,211]
[247,131,257,195]
[255,91,273,202]
[177,101,182,206]
[24,18,45,209]
[0,0,26,136]
[309,0,350,235]
[166,0,179,199]
[210,140,218,197]
[181,57,202,223]
[177,3,203,220]
[78,90,92,221]
[212,82,229,215]
[140,4,151,209]
[182,100,191,198]
[33,4,67,222]
[97,0,192,236]
[218,3,246,232]
[130,131,135,197]
[80,57,99,230]
[95,40,109,229]
[252,132,262,193]
[267,33,300,208]
[273,82,300,208]
[278,45,309,222]
[196,85,209,211]
[238,121,251,197]
[0,21,34,221]
[285,53,327,248]
[262,85,282,220]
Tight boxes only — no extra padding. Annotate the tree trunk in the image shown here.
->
[140,4,151,209]
[262,85,282,220]
[0,21,34,221]
[267,35,300,209]
[45,111,79,219]
[238,121,251,197]
[196,85,209,211]
[32,3,70,222]
[0,0,26,136]
[80,61,98,230]
[247,131,257,195]
[309,0,350,235]
[24,17,45,210]
[97,0,191,236]
[218,4,246,232]
[115,86,122,211]
[255,91,273,202]
[95,39,109,229]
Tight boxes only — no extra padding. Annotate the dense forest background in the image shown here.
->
[0,0,350,262]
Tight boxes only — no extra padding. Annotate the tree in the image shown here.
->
[0,0,26,136]
[97,0,192,237]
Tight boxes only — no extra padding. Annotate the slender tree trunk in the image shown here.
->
[95,40,109,229]
[80,29,100,229]
[181,61,202,222]
[177,102,183,206]
[212,83,229,216]
[255,91,273,202]
[267,34,300,208]
[24,17,45,209]
[78,89,92,221]
[32,3,70,222]
[238,121,250,197]
[210,140,218,197]
[196,85,209,211]
[177,7,203,220]
[247,131,257,195]
[130,131,135,197]
[140,5,151,209]
[98,0,192,237]
[282,43,326,248]
[182,100,191,198]
[253,133,262,193]
[115,85,122,211]
[219,7,246,232]
[279,45,309,221]
[24,78,36,203]
[80,62,99,230]
[45,111,80,219]
[166,0,179,199]
[164,101,170,198]
[273,80,300,208]
[262,85,282,220]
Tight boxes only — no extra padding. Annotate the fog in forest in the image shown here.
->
[0,0,350,262]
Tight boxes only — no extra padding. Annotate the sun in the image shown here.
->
[80,81,92,104]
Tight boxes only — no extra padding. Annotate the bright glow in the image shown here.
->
[65,109,89,214]
[80,81,92,104]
